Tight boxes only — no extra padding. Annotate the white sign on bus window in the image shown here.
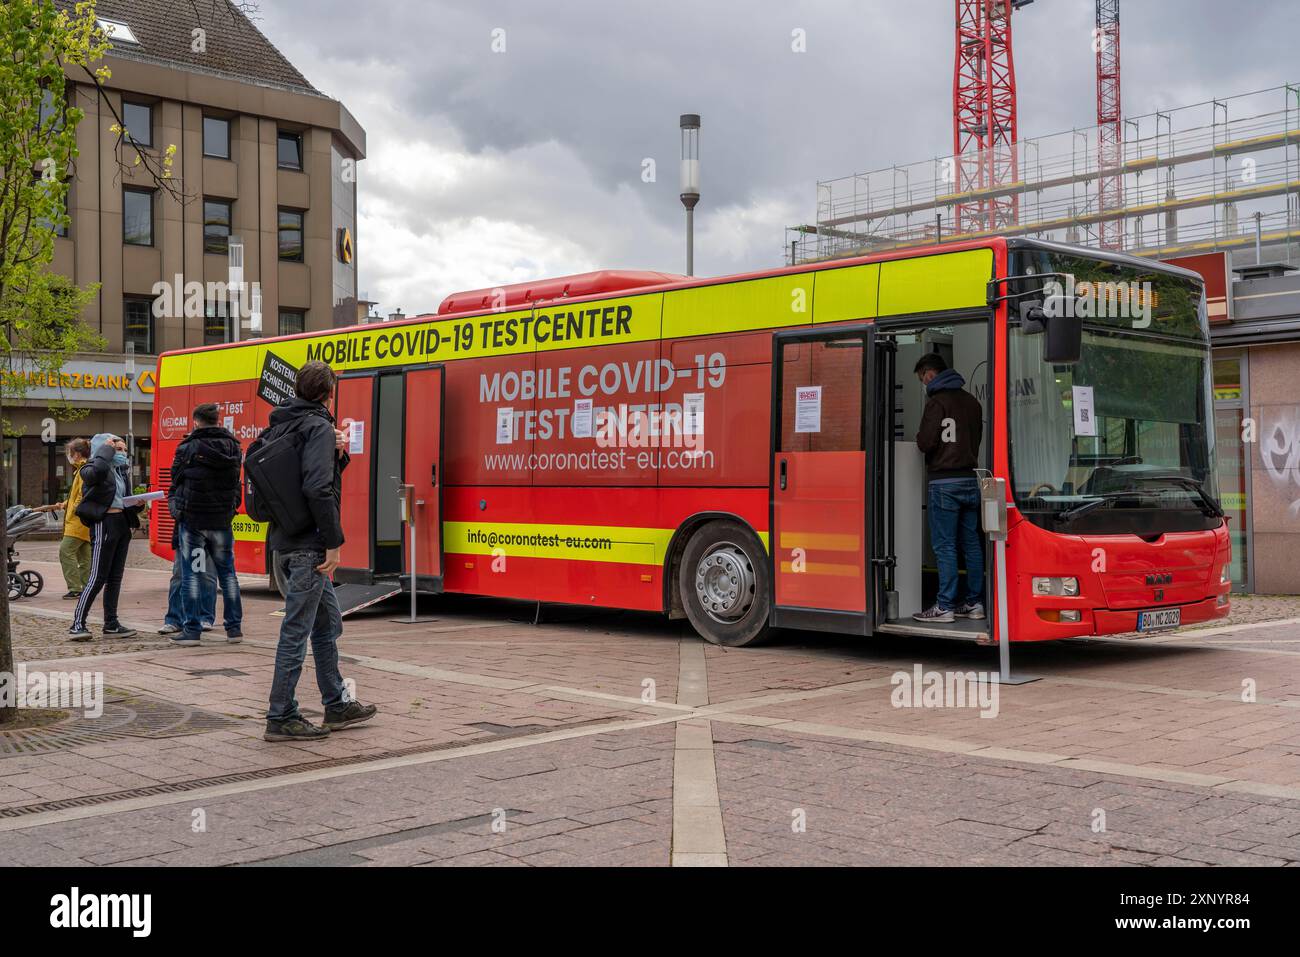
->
[1071,385,1097,437]
[572,398,593,438]
[794,386,822,433]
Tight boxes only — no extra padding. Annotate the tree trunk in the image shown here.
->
[0,390,14,725]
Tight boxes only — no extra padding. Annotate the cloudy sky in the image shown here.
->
[256,0,1298,315]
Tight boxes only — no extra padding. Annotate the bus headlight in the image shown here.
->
[1032,576,1079,597]
[1220,565,1231,585]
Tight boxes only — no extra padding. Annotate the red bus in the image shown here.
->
[149,237,1230,646]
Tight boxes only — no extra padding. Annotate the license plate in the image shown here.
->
[1138,608,1181,632]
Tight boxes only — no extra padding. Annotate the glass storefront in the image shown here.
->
[1212,353,1251,591]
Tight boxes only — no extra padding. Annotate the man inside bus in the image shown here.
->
[262,360,378,742]
[913,353,985,623]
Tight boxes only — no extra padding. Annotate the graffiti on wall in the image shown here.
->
[1262,406,1300,518]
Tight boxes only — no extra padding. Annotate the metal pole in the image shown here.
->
[686,208,694,276]
[1255,211,1263,264]
[409,491,417,623]
[996,537,1010,682]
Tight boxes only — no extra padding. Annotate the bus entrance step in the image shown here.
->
[333,582,404,618]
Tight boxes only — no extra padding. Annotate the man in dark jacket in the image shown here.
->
[168,403,243,646]
[263,360,377,742]
[914,353,985,623]
[69,434,142,642]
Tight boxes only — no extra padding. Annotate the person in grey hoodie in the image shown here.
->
[69,433,141,642]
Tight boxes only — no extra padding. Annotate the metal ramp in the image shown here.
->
[332,581,404,618]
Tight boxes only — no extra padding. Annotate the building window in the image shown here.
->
[34,173,69,237]
[278,208,304,262]
[1213,354,1251,591]
[123,296,155,354]
[37,87,64,130]
[123,187,153,245]
[121,101,152,146]
[204,300,230,345]
[279,309,306,335]
[203,115,230,158]
[277,130,303,170]
[203,198,232,254]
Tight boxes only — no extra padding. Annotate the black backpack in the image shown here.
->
[244,418,314,535]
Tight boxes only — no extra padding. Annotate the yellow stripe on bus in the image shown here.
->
[218,517,774,560]
[776,531,862,551]
[445,522,672,565]
[661,274,814,339]
[231,515,269,542]
[778,561,863,577]
[877,248,993,315]
[812,263,880,324]
[445,522,770,565]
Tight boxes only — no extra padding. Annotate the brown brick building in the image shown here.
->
[6,0,365,508]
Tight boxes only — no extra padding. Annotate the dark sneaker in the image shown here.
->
[323,701,378,731]
[264,717,331,742]
[68,627,93,642]
[226,628,243,644]
[62,591,80,600]
[169,635,201,647]
[102,624,137,639]
[157,623,181,635]
[912,604,955,623]
[955,601,986,620]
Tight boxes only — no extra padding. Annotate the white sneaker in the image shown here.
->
[956,601,986,620]
[913,604,955,623]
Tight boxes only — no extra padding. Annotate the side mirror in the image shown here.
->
[1043,311,1082,364]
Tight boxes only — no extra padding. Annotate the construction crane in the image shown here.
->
[952,0,1032,235]
[1095,0,1123,248]
[952,1,1123,247]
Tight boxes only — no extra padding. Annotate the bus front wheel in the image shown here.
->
[679,520,771,647]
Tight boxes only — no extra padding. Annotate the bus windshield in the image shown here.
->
[1006,251,1221,536]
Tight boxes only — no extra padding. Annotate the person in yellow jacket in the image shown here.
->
[52,438,93,598]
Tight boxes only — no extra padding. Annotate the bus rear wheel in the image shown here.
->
[679,520,771,647]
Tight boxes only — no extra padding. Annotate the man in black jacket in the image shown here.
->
[913,353,986,624]
[264,361,377,742]
[168,403,244,646]
[69,434,142,641]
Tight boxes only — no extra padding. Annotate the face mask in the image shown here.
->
[113,451,129,466]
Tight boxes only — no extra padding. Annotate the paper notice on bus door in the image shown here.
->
[682,393,704,436]
[496,407,514,444]
[794,386,822,433]
[572,399,593,438]
[348,420,365,454]
[1071,385,1097,436]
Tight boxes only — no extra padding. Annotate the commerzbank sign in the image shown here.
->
[4,357,158,405]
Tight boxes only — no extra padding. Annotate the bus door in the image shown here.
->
[770,326,877,635]
[335,372,377,579]
[402,366,444,591]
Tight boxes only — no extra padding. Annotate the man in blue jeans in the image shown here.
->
[159,524,216,636]
[259,361,376,742]
[167,403,244,645]
[913,353,986,623]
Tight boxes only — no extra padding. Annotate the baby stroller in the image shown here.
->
[6,505,49,601]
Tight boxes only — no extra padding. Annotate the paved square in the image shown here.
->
[2,542,1299,866]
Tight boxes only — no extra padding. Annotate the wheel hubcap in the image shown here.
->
[694,542,755,624]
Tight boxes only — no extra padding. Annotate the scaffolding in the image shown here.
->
[787,82,1300,268]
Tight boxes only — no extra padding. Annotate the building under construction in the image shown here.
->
[788,82,1300,269]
